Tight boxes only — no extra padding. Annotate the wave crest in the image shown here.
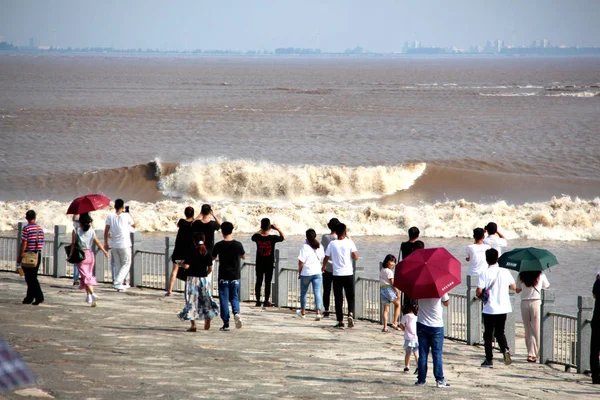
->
[157,159,427,201]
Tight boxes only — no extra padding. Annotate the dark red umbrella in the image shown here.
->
[66,194,111,215]
[394,247,461,299]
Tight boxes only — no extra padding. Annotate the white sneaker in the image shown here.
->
[114,284,128,291]
[315,314,322,321]
[347,315,355,328]
[90,294,98,307]
[234,314,243,329]
[296,310,305,319]
[85,294,92,304]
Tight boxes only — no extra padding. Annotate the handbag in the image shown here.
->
[480,269,499,304]
[176,265,188,281]
[21,227,42,268]
[65,231,86,264]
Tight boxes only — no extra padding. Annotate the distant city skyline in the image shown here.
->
[2,0,600,52]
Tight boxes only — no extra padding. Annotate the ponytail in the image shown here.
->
[306,229,320,250]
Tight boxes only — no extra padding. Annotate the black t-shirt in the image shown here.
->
[183,248,213,278]
[172,219,194,260]
[251,233,284,268]
[192,220,221,251]
[593,278,600,326]
[212,240,245,281]
[400,240,425,260]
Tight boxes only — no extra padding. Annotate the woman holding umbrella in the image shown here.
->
[70,213,109,307]
[516,271,550,362]
[499,247,557,363]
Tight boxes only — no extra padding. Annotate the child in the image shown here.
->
[400,303,419,373]
[380,254,401,332]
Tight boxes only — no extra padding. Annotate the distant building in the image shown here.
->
[29,37,34,48]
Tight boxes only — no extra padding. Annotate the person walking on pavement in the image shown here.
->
[104,199,136,291]
[17,210,45,305]
[477,248,516,368]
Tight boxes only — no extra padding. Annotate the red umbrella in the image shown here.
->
[394,247,461,299]
[66,194,111,215]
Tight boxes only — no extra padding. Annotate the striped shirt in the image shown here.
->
[21,224,44,252]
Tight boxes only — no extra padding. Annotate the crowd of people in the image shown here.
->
[14,206,600,387]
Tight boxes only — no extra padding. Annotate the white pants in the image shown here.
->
[111,247,132,287]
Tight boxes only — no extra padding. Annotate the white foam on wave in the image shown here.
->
[479,92,537,97]
[1,196,599,241]
[546,91,599,98]
[157,159,427,202]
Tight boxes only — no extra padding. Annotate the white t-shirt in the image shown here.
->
[75,227,96,250]
[483,235,508,256]
[324,238,357,276]
[478,264,515,314]
[105,213,134,248]
[417,294,450,328]
[518,272,550,300]
[400,313,418,341]
[466,243,491,276]
[298,243,325,276]
[380,268,394,286]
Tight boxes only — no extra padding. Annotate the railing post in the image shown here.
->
[506,292,517,354]
[540,289,555,365]
[53,225,67,278]
[239,260,250,302]
[129,232,142,288]
[466,275,481,345]
[92,229,105,282]
[354,260,364,320]
[577,295,594,374]
[274,250,288,308]
[164,236,172,291]
[17,222,24,263]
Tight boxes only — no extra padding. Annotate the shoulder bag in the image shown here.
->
[21,227,42,268]
[65,230,86,264]
[480,269,499,304]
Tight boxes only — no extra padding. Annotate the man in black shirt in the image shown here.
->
[399,226,424,308]
[212,222,246,331]
[251,218,285,307]
[591,271,600,384]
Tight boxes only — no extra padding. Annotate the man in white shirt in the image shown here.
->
[483,222,508,256]
[476,248,516,368]
[415,293,450,388]
[466,227,491,277]
[104,199,136,291]
[322,223,358,329]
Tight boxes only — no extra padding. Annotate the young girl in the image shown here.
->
[380,254,401,332]
[399,303,419,373]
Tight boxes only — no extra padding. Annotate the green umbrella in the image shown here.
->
[498,247,558,272]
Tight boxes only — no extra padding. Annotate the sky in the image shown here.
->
[1,0,600,52]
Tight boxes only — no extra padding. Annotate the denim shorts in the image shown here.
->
[380,286,398,304]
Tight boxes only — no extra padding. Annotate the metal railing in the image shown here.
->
[138,250,166,289]
[0,236,18,272]
[446,293,468,342]
[548,312,578,369]
[357,277,380,322]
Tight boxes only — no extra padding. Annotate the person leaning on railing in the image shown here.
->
[591,271,600,384]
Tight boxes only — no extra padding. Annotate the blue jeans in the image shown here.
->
[218,279,240,325]
[417,322,445,383]
[300,274,323,311]
[73,265,80,281]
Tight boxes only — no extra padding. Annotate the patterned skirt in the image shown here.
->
[178,277,219,321]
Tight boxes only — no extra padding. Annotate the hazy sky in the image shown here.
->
[2,0,600,52]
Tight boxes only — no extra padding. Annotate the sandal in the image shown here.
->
[204,320,211,330]
[164,292,172,297]
[527,357,536,363]
[382,327,389,332]
[391,324,400,330]
[186,326,197,332]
